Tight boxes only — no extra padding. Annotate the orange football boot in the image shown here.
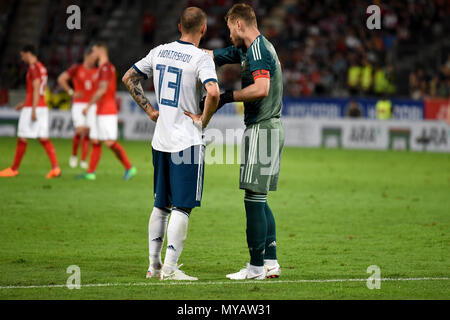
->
[45,167,61,179]
[0,167,19,177]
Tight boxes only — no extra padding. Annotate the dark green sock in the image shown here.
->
[244,192,267,267]
[264,202,277,260]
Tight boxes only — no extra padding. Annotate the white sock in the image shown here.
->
[162,209,190,274]
[249,264,265,275]
[148,207,170,270]
[264,259,278,267]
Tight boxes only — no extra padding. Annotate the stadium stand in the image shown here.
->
[0,0,449,100]
[188,0,449,99]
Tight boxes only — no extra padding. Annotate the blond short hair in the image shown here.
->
[225,3,257,27]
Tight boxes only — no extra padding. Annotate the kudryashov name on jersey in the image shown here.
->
[157,49,193,63]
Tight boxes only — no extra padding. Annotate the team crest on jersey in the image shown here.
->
[241,60,246,72]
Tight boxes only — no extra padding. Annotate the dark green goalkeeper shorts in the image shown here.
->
[240,118,285,194]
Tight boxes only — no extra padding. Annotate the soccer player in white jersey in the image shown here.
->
[123,7,220,281]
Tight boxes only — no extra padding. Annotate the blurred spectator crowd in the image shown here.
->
[41,0,144,91]
[190,0,449,99]
[409,54,450,100]
[1,0,149,94]
[1,0,449,101]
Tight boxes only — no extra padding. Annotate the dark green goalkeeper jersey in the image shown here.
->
[213,35,283,126]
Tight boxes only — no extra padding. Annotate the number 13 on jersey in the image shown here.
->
[156,64,183,108]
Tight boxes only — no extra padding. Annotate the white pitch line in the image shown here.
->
[0,277,449,290]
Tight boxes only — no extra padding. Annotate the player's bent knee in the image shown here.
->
[155,206,172,214]
[104,140,115,148]
[173,207,192,216]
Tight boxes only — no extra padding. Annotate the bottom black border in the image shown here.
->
[1,300,447,318]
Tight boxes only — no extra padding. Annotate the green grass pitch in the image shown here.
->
[0,137,449,299]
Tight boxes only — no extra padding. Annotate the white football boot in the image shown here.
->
[265,262,281,278]
[226,263,266,280]
[160,264,198,281]
[69,155,78,168]
[146,266,161,279]
[79,160,88,169]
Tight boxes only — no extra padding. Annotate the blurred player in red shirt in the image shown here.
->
[77,43,136,180]
[0,45,61,178]
[58,48,98,169]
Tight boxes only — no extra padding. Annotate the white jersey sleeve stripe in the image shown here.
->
[133,65,148,80]
[251,38,261,61]
[134,47,157,79]
[202,78,218,86]
[257,38,261,60]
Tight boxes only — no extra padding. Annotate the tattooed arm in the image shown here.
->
[122,68,159,122]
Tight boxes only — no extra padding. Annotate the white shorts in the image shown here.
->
[89,114,118,141]
[72,103,97,129]
[18,107,49,139]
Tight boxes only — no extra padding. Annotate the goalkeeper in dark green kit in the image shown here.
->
[185,3,285,279]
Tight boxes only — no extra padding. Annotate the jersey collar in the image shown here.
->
[176,40,195,46]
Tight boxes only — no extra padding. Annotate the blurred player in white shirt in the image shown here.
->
[123,7,220,280]
[58,48,98,169]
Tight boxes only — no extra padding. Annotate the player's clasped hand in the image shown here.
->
[184,111,203,130]
[82,107,89,115]
[31,109,37,122]
[199,90,234,112]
